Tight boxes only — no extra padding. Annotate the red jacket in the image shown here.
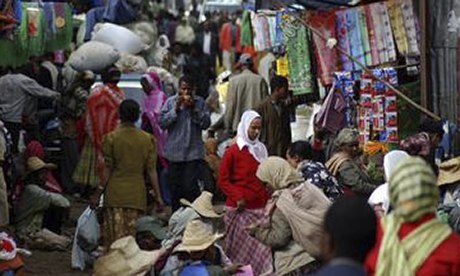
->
[365,214,460,275]
[219,22,241,53]
[218,144,269,209]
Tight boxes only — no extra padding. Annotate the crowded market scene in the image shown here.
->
[0,0,459,275]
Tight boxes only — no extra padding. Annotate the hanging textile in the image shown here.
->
[280,13,314,95]
[307,10,337,86]
[368,2,397,63]
[346,8,365,71]
[240,10,253,47]
[276,55,289,77]
[388,2,410,55]
[252,13,271,51]
[275,11,284,46]
[364,5,380,66]
[358,7,372,66]
[336,10,354,71]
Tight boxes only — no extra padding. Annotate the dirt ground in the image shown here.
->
[22,199,92,275]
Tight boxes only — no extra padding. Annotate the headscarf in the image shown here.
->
[334,128,359,148]
[368,150,409,214]
[236,110,268,163]
[142,71,168,166]
[389,156,439,222]
[256,157,304,190]
[376,156,452,276]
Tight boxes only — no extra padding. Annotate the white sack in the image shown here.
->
[92,23,146,54]
[69,41,120,72]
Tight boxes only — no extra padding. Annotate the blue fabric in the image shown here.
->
[180,261,210,276]
[439,119,457,160]
[346,9,365,71]
[14,0,22,22]
[84,7,105,41]
[313,264,367,276]
[43,3,56,35]
[102,0,136,25]
[160,95,211,162]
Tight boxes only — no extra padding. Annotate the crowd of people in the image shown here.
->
[0,4,459,276]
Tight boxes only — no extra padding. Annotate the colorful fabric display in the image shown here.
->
[358,7,372,66]
[388,1,409,55]
[280,13,314,95]
[364,5,380,66]
[346,8,366,70]
[240,10,253,47]
[307,10,337,85]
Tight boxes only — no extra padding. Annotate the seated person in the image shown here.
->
[175,220,237,276]
[14,157,70,250]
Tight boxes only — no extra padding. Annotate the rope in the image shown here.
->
[273,0,441,121]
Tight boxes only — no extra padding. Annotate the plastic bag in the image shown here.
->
[71,207,100,270]
[92,23,146,54]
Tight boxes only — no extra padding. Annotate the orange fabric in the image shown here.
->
[219,22,241,53]
[85,84,125,180]
[366,214,460,275]
[0,255,24,272]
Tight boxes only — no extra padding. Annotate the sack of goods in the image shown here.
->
[92,23,147,54]
[68,41,120,72]
[116,53,148,73]
[127,21,158,48]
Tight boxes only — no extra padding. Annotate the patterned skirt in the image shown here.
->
[101,207,143,249]
[223,207,273,276]
[72,137,99,187]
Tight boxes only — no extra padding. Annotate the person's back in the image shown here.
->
[224,55,268,133]
[103,124,156,211]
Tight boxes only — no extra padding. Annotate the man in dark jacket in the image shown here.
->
[195,19,221,75]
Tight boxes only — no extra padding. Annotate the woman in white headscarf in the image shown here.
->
[217,110,273,275]
[368,150,409,217]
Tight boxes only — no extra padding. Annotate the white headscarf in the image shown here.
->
[368,150,409,214]
[236,110,268,163]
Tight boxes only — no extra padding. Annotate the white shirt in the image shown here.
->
[203,32,211,55]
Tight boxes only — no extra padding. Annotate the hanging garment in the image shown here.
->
[346,8,366,71]
[308,10,337,85]
[240,10,253,47]
[401,0,420,56]
[388,2,410,55]
[380,2,397,62]
[336,10,354,71]
[364,5,380,65]
[369,3,388,63]
[358,7,372,66]
[315,86,347,134]
[281,14,314,95]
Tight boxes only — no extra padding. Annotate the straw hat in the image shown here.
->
[437,157,460,186]
[179,191,222,218]
[174,220,224,253]
[26,157,56,175]
[93,236,162,276]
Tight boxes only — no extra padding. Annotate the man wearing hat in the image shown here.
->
[15,157,70,250]
[223,53,269,135]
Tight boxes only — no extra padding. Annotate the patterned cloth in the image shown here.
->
[73,84,125,187]
[346,8,365,70]
[364,5,380,65]
[336,10,354,71]
[297,160,343,201]
[101,207,143,249]
[307,10,337,85]
[399,132,431,158]
[388,2,409,55]
[223,207,273,276]
[280,14,313,95]
[358,7,372,66]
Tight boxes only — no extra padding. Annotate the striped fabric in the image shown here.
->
[375,156,453,276]
[388,156,438,222]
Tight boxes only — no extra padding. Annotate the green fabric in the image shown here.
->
[0,3,72,68]
[389,156,439,222]
[44,4,72,52]
[376,215,452,276]
[358,8,372,66]
[240,10,253,47]
[281,15,313,95]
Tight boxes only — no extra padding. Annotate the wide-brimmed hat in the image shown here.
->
[179,191,222,218]
[26,157,56,175]
[437,157,460,186]
[174,220,224,253]
[135,216,167,240]
[93,236,163,276]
